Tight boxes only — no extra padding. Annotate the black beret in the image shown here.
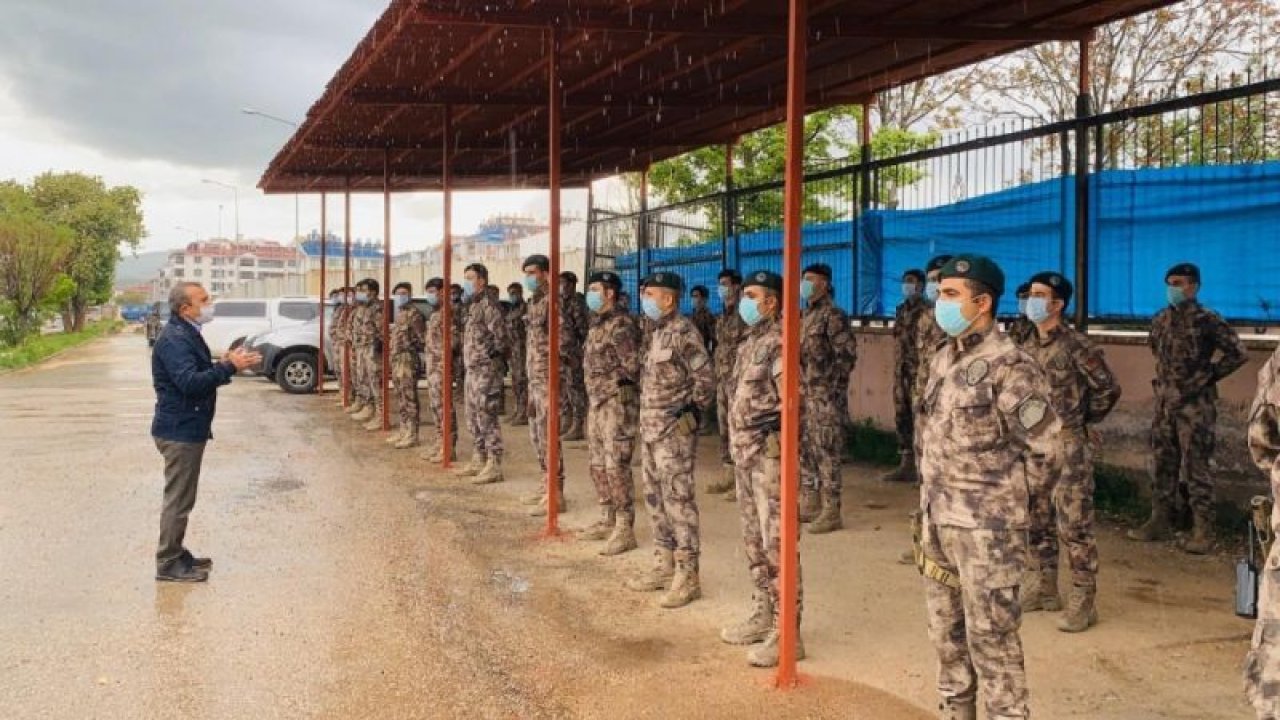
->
[425,277,444,291]
[690,285,709,296]
[559,271,578,283]
[802,263,832,279]
[927,255,954,273]
[1029,271,1073,305]
[1165,262,1201,283]
[939,254,1005,298]
[743,270,783,293]
[522,254,550,271]
[903,268,925,283]
[1016,282,1031,296]
[587,270,621,289]
[718,268,742,284]
[645,271,684,292]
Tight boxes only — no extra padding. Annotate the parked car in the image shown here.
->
[202,296,320,356]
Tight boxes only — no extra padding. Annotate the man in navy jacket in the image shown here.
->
[151,282,259,582]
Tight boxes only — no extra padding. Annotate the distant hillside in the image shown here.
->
[115,251,168,287]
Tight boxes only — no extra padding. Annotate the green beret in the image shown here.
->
[587,270,621,289]
[1165,262,1200,283]
[927,254,954,273]
[743,270,783,293]
[939,254,1005,298]
[1029,271,1073,305]
[645,271,683,292]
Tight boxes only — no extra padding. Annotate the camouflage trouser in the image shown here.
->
[356,346,382,407]
[1031,429,1099,588]
[587,394,637,515]
[558,352,587,426]
[800,392,845,498]
[1245,543,1280,718]
[733,447,803,625]
[464,360,503,459]
[892,365,915,452]
[391,354,420,431]
[922,521,1029,720]
[338,343,353,403]
[716,381,733,465]
[425,364,457,453]
[640,427,701,564]
[510,347,528,416]
[528,379,564,489]
[1151,390,1217,519]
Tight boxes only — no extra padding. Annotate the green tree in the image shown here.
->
[0,212,74,346]
[27,172,145,332]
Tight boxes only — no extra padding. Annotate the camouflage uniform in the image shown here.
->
[1246,346,1280,718]
[640,312,715,568]
[918,326,1061,719]
[1006,317,1036,346]
[715,307,749,465]
[1148,300,1247,524]
[352,300,384,411]
[330,303,351,402]
[389,303,427,434]
[506,299,528,422]
[424,302,462,454]
[913,306,947,412]
[799,294,857,501]
[689,305,717,354]
[463,292,508,460]
[585,306,642,520]
[559,291,590,432]
[638,315,657,369]
[729,315,802,626]
[1016,325,1121,592]
[525,287,564,487]
[892,295,928,453]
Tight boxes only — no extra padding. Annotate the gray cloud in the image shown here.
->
[0,1,377,176]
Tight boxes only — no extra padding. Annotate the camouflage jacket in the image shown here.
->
[561,291,589,357]
[351,300,384,349]
[1007,317,1036,346]
[714,305,748,386]
[918,325,1061,530]
[729,315,782,465]
[640,311,715,443]
[334,303,356,345]
[638,315,657,366]
[1248,346,1280,539]
[506,300,527,364]
[390,303,427,359]
[800,294,856,401]
[525,288,551,385]
[912,305,946,404]
[462,293,508,370]
[424,301,464,373]
[1015,324,1121,430]
[893,295,927,385]
[689,306,717,353]
[584,306,642,407]
[1149,300,1247,403]
[329,304,348,344]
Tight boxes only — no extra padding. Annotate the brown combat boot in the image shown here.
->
[470,456,504,485]
[799,488,821,523]
[625,548,674,592]
[393,427,419,449]
[345,398,366,415]
[1058,585,1099,633]
[599,511,637,556]
[351,404,374,422]
[704,464,735,495]
[807,492,843,534]
[424,444,456,464]
[520,490,546,506]
[1022,569,1062,612]
[1128,502,1172,542]
[1181,513,1214,555]
[527,492,566,517]
[363,410,385,431]
[659,553,701,609]
[385,425,406,444]
[746,626,805,668]
[579,505,616,541]
[879,452,918,483]
[720,591,773,645]
[451,453,484,478]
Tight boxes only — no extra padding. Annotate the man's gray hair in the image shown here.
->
[168,282,201,315]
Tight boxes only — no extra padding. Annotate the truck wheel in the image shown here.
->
[276,351,317,394]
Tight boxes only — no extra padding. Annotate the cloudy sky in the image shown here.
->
[0,1,592,254]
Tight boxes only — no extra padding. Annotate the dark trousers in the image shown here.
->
[154,438,207,569]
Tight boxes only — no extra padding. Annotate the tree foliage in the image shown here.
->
[0,210,74,346]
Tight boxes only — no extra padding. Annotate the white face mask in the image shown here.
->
[195,304,215,325]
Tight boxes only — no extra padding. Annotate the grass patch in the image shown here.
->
[0,320,123,371]
[846,419,900,466]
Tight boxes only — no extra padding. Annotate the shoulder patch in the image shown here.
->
[1017,397,1049,430]
[966,359,989,386]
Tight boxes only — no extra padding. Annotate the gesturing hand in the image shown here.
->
[226,346,262,371]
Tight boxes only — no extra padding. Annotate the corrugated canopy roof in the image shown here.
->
[258,0,1180,194]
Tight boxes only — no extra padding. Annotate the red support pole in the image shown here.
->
[441,105,455,469]
[342,182,352,408]
[381,148,392,432]
[776,0,806,690]
[545,27,563,536]
[318,192,327,394]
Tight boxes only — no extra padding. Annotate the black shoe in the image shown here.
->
[156,563,209,583]
[181,550,213,570]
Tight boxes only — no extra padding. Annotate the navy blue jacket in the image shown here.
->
[151,318,235,443]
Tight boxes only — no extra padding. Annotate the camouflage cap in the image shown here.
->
[645,271,684,292]
[743,270,783,293]
[1165,262,1200,283]
[587,269,622,290]
[926,254,954,273]
[939,254,1005,298]
[1029,271,1073,305]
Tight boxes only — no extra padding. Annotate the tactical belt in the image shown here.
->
[911,513,962,589]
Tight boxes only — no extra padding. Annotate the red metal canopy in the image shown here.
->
[257,0,1179,194]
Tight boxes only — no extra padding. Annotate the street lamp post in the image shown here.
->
[242,108,300,242]
[202,179,240,240]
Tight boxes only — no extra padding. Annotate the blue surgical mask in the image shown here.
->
[934,299,974,337]
[355,291,369,304]
[585,290,604,312]
[799,280,815,301]
[902,282,919,299]
[738,296,762,326]
[1166,285,1186,306]
[523,275,539,294]
[924,281,940,303]
[425,292,439,306]
[462,280,475,299]
[717,285,732,302]
[642,297,662,321]
[1025,297,1051,324]
[394,294,409,309]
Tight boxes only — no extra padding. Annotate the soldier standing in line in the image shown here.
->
[519,255,566,517]
[350,278,385,432]
[485,284,509,417]
[1007,282,1036,345]
[917,255,1061,720]
[882,269,927,482]
[1245,343,1280,719]
[1014,272,1121,633]
[689,284,718,435]
[419,278,460,464]
[798,263,857,533]
[331,287,352,407]
[581,270,642,556]
[707,269,747,498]
[1129,262,1247,554]
[450,282,467,402]
[386,281,427,450]
[506,281,529,426]
[451,264,508,485]
[719,270,805,668]
[340,288,364,414]
[625,271,714,609]
[558,271,590,442]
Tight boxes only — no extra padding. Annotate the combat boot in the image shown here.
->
[938,701,977,720]
[807,492,843,534]
[527,493,566,517]
[1127,503,1172,542]
[1181,513,1214,555]
[520,490,546,506]
[345,398,366,415]
[393,427,419,450]
[625,548,674,592]
[659,554,701,609]
[471,456,504,485]
[600,512,637,556]
[705,464,735,495]
[879,453,918,483]
[363,411,384,431]
[451,453,484,478]
[579,505,616,541]
[799,488,821,523]
[1057,585,1098,633]
[424,445,456,464]
[720,591,773,645]
[1022,569,1062,612]
[351,403,374,422]
[385,425,407,444]
[746,627,805,668]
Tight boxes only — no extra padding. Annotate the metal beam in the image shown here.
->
[544,27,563,537]
[440,105,455,470]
